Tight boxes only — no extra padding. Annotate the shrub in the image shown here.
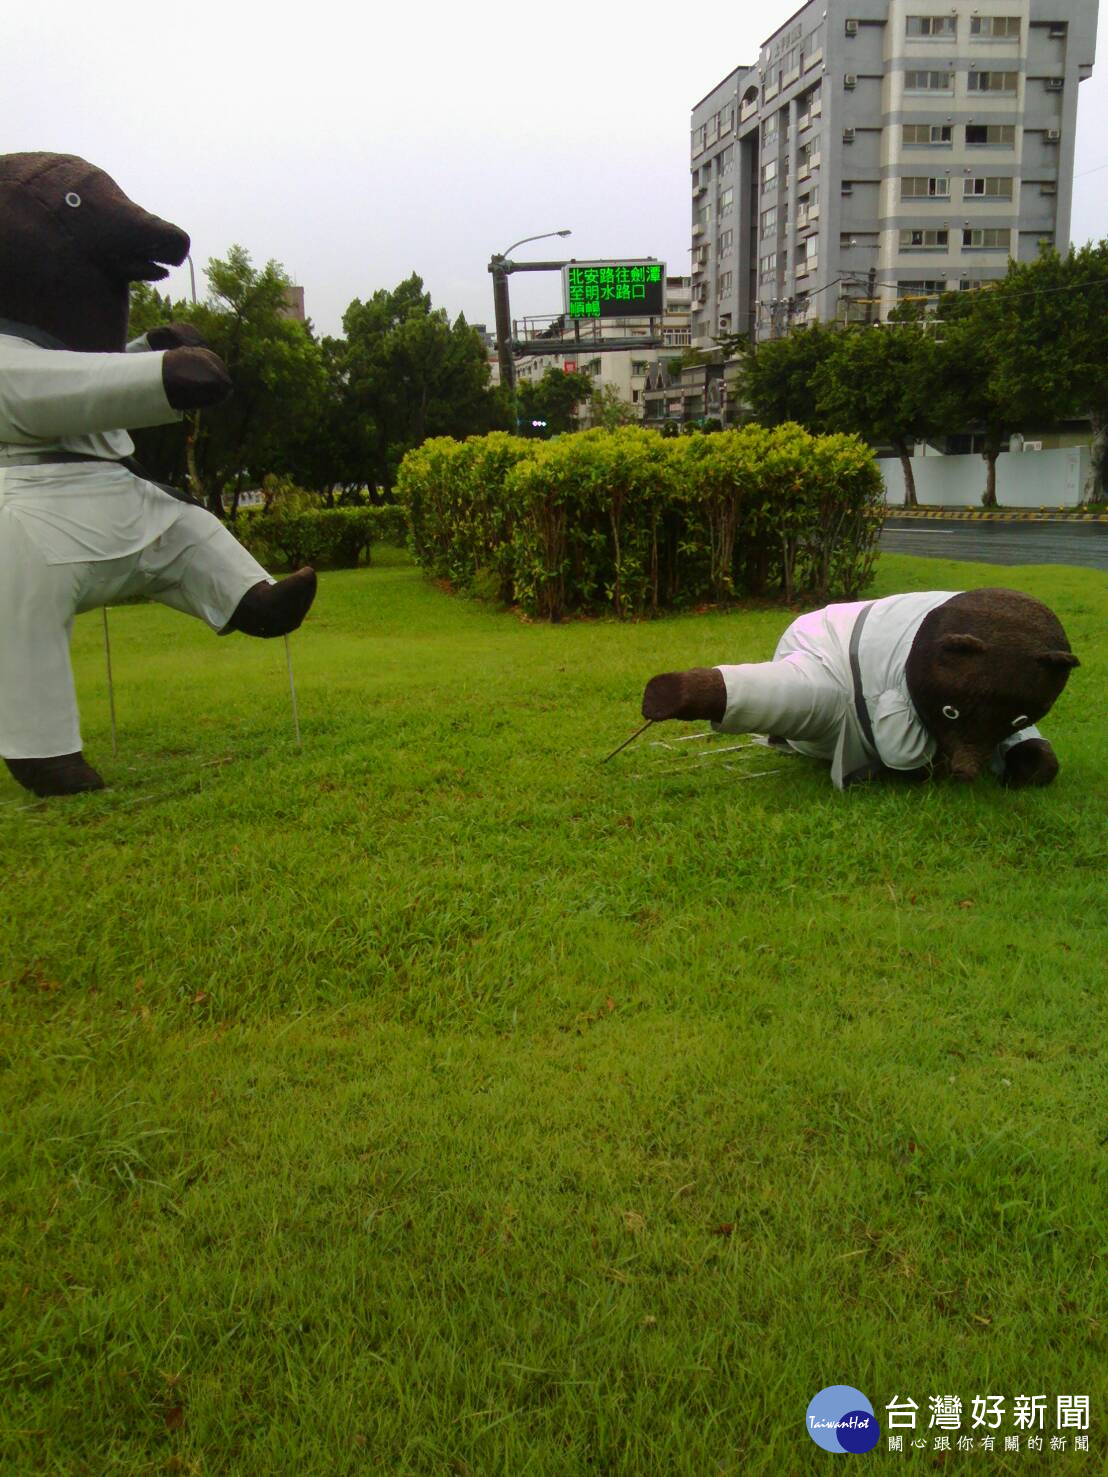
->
[395,425,883,619]
[231,505,407,571]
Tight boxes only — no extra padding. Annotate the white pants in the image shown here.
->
[0,503,269,758]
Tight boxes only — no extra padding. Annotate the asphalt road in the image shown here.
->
[881,517,1108,571]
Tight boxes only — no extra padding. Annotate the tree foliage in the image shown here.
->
[334,275,506,488]
[812,322,942,507]
[129,263,505,512]
[516,368,594,437]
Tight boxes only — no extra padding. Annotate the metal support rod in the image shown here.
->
[600,718,654,765]
[102,607,118,757]
[283,635,301,750]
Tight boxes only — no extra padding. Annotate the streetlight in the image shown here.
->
[489,229,572,394]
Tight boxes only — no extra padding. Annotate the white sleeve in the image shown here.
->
[989,725,1045,777]
[125,334,153,353]
[0,338,179,442]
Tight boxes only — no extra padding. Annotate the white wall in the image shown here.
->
[878,446,1091,507]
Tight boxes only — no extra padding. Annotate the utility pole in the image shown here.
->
[865,265,877,325]
[488,230,572,399]
[489,255,515,393]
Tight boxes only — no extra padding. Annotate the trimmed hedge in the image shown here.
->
[231,505,408,571]
[397,425,883,619]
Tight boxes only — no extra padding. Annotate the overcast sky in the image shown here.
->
[6,1,1106,340]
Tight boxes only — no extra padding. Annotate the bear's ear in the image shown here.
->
[939,633,987,656]
[1039,650,1080,671]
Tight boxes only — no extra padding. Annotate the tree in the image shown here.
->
[515,368,594,436]
[987,243,1108,501]
[336,274,505,487]
[128,248,329,515]
[588,382,638,430]
[812,322,943,508]
[926,286,1011,508]
[731,323,839,431]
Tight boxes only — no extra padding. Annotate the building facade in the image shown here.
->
[690,0,1097,345]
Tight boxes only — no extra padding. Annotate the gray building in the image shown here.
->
[690,0,1098,344]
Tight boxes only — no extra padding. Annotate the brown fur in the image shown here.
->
[905,589,1077,784]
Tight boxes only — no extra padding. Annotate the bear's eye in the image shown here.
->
[64,192,81,208]
[1011,714,1029,728]
[942,705,960,721]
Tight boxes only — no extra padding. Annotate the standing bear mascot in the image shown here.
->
[642,588,1079,788]
[0,152,317,797]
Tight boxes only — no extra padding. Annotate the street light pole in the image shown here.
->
[488,229,571,395]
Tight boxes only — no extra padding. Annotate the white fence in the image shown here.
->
[878,446,1091,508]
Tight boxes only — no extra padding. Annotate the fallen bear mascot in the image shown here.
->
[642,589,1079,788]
[0,152,317,797]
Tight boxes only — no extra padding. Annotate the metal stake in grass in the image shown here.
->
[102,607,118,757]
[284,635,302,748]
[600,718,654,765]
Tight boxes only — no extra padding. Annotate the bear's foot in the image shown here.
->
[1001,736,1060,789]
[5,753,105,797]
[642,668,726,723]
[224,567,317,639]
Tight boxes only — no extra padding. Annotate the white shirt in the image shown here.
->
[0,331,184,562]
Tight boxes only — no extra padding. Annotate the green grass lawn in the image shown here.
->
[2,548,1105,1475]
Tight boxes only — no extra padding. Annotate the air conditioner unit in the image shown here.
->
[843,127,856,142]
[842,182,854,195]
[1040,181,1057,194]
[1048,24,1066,37]
[1046,127,1061,142]
[1045,77,1064,91]
[845,17,858,34]
[844,73,858,89]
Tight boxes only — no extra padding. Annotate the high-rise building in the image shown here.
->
[690,0,1098,344]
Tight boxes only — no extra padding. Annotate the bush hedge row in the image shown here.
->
[396,425,884,619]
[230,505,408,571]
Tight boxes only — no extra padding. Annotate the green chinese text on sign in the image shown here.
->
[563,262,665,320]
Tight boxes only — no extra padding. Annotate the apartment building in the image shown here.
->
[690,0,1097,344]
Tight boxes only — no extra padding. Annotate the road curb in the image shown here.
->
[883,508,1108,524]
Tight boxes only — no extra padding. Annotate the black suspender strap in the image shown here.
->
[848,602,878,756]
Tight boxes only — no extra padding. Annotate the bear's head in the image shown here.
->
[0,153,190,353]
[905,588,1079,782]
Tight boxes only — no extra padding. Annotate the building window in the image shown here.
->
[903,123,952,145]
[962,228,1011,249]
[970,15,1020,37]
[718,144,735,172]
[763,114,780,146]
[965,123,1016,146]
[900,228,949,249]
[761,206,778,239]
[692,124,707,154]
[964,176,1013,199]
[897,279,946,299]
[906,15,956,36]
[761,158,778,188]
[718,228,734,256]
[901,176,951,198]
[904,70,954,90]
[696,202,713,227]
[717,271,734,297]
[719,186,734,212]
[968,70,1019,94]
